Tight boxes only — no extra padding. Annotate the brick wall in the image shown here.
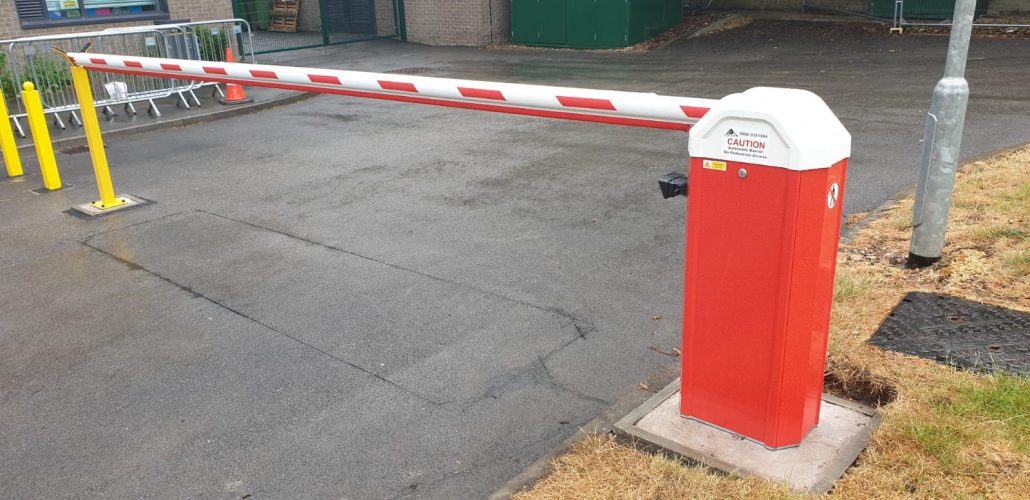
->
[403,0,510,46]
[1,0,233,40]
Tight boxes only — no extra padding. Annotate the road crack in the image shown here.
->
[196,209,596,330]
[79,240,444,409]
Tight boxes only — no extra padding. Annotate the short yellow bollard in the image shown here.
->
[22,82,61,190]
[0,85,24,178]
[69,66,126,209]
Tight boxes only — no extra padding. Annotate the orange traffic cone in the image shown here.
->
[218,47,253,105]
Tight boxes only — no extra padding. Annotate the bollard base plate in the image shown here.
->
[614,379,879,494]
[72,194,143,217]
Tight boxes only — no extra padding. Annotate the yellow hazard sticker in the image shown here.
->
[703,160,727,171]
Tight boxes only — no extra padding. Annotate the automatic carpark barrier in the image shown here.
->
[63,52,851,448]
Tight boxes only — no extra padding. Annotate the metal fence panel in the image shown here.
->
[5,29,189,136]
[801,0,1028,28]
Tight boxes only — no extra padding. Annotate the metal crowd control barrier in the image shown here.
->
[99,25,205,110]
[2,19,255,138]
[64,52,853,450]
[4,29,189,137]
[105,19,256,102]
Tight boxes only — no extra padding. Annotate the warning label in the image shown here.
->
[723,129,769,161]
[703,160,727,171]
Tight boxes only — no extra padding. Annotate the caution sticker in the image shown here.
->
[703,160,727,171]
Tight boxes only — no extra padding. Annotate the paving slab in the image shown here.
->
[0,247,389,498]
[615,380,880,494]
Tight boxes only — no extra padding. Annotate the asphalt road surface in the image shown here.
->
[2,19,1028,499]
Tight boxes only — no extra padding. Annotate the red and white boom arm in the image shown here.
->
[64,52,715,131]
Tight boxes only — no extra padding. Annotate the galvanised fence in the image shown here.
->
[801,0,1029,29]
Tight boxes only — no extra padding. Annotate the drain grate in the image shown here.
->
[61,145,90,155]
[869,292,1030,375]
[384,67,437,75]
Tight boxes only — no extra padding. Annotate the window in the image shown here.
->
[16,0,170,28]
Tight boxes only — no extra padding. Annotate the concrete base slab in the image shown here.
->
[614,379,880,494]
[31,184,74,194]
[71,194,145,217]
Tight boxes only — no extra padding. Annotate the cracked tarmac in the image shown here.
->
[2,19,1030,499]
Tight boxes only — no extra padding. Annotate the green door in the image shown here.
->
[512,0,567,45]
[627,0,682,45]
[567,0,628,48]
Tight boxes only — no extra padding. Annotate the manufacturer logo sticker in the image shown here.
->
[703,160,727,171]
[827,183,840,209]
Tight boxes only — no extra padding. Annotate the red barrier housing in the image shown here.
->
[682,88,851,449]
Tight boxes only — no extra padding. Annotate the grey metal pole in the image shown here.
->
[908,0,977,268]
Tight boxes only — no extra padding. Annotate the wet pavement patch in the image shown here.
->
[870,292,1030,375]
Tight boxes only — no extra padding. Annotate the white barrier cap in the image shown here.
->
[688,87,851,171]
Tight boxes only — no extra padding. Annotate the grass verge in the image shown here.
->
[514,146,1030,499]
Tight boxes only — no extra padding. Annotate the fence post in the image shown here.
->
[22,82,62,191]
[319,0,331,46]
[69,65,127,210]
[396,0,408,42]
[0,86,24,178]
[907,0,976,267]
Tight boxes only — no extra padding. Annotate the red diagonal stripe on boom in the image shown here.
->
[90,58,107,65]
[250,70,278,79]
[124,60,143,68]
[161,63,182,71]
[378,80,418,92]
[458,87,505,101]
[309,74,341,85]
[557,96,617,111]
[680,106,709,119]
[203,66,228,75]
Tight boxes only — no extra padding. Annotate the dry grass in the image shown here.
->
[515,146,1030,499]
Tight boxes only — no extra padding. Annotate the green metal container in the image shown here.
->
[869,0,989,20]
[512,0,683,49]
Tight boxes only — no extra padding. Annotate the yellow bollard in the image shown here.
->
[69,66,126,209]
[22,82,61,190]
[0,85,24,178]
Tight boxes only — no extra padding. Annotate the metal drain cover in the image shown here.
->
[869,292,1029,375]
[384,67,438,75]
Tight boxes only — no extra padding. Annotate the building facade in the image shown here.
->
[2,0,233,40]
[5,1,1025,49]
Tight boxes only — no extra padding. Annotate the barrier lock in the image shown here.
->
[671,88,851,449]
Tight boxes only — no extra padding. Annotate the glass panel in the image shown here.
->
[81,0,160,18]
[47,0,82,19]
